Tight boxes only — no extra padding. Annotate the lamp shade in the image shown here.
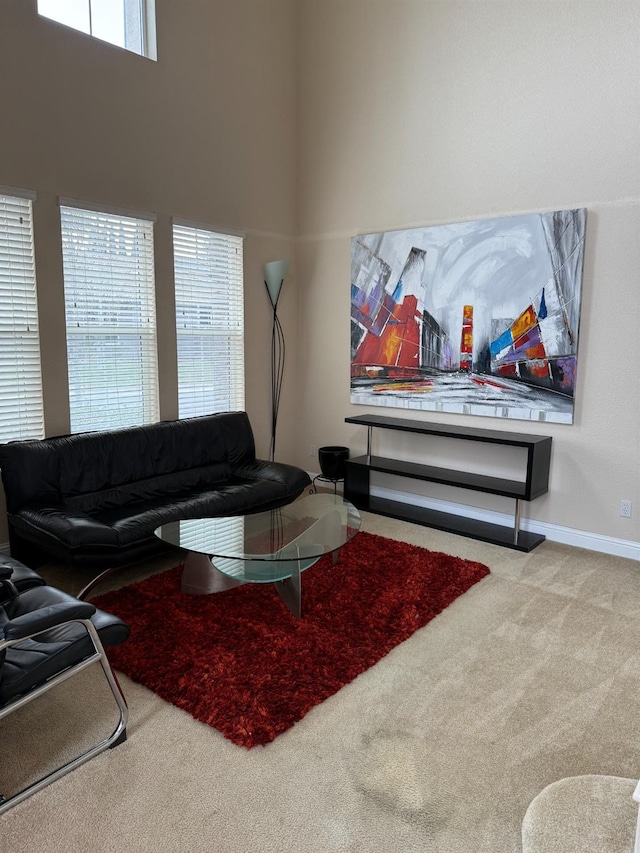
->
[264,260,290,308]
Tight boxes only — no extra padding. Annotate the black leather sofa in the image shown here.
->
[0,412,311,576]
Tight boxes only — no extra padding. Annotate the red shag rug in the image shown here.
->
[92,532,489,748]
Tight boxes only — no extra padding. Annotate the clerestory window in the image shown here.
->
[37,0,157,61]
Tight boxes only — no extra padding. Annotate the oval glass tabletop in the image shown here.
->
[155,493,361,584]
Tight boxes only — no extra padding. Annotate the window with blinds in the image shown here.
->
[60,203,159,433]
[173,223,244,419]
[0,191,45,442]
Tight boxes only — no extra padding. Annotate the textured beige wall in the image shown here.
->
[296,0,640,544]
[0,0,298,540]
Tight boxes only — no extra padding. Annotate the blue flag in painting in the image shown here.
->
[538,288,548,320]
[490,328,514,357]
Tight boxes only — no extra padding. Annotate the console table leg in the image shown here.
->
[514,499,522,545]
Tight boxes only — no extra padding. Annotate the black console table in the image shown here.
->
[344,414,552,552]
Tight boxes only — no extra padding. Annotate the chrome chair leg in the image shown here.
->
[0,619,128,815]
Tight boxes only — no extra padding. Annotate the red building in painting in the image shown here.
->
[351,294,422,379]
[459,305,473,371]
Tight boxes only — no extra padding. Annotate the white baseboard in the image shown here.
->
[0,541,9,554]
[369,484,640,562]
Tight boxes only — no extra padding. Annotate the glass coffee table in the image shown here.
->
[155,493,361,618]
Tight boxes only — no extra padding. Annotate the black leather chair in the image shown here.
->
[0,565,130,814]
[0,552,46,595]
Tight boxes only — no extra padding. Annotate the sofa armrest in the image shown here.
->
[14,507,120,548]
[233,459,311,494]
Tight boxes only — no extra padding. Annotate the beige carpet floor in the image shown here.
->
[1,512,640,852]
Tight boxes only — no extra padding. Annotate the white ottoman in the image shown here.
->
[522,775,638,853]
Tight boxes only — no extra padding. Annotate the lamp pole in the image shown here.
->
[263,260,290,462]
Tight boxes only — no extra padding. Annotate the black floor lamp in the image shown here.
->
[264,259,289,462]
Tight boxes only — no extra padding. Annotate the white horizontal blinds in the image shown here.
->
[173,224,244,419]
[60,204,159,433]
[0,194,45,441]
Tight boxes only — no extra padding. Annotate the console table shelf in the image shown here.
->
[344,414,552,552]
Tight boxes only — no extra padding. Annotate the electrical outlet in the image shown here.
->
[310,444,317,457]
[620,500,632,518]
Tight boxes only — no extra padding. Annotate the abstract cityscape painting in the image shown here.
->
[350,209,586,424]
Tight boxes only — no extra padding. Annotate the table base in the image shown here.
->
[180,549,340,619]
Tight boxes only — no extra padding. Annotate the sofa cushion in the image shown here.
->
[103,479,292,545]
[63,462,232,514]
[58,414,251,497]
